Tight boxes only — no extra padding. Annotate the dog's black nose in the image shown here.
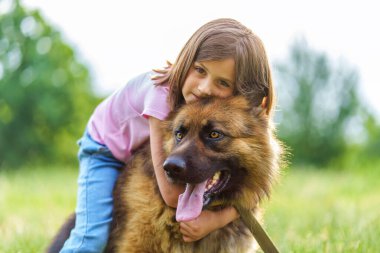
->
[163,156,186,178]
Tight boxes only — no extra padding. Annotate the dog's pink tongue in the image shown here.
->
[176,181,207,222]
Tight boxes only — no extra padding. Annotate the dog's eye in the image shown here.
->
[175,131,184,141]
[209,131,223,139]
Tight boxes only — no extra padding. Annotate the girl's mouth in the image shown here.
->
[192,93,200,100]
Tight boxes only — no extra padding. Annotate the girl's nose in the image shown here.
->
[197,79,212,96]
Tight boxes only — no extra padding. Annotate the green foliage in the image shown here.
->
[0,1,100,168]
[274,38,370,166]
[339,115,380,169]
[362,116,380,159]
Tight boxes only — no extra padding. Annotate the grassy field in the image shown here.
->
[1,165,379,252]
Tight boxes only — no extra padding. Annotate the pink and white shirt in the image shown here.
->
[87,71,170,163]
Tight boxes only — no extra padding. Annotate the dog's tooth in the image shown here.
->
[205,171,222,192]
[213,171,221,181]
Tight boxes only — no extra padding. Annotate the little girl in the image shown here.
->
[61,18,275,252]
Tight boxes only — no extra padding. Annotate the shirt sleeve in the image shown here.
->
[142,84,170,120]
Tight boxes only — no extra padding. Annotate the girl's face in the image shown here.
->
[182,58,235,103]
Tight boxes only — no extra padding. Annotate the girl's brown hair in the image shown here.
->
[156,18,275,115]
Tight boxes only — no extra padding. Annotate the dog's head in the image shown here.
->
[162,96,282,221]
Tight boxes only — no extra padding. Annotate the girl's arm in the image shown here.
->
[149,116,185,208]
[179,206,240,242]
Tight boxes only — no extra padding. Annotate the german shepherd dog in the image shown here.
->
[47,96,282,253]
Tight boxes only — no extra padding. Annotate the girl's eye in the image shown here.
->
[175,131,184,141]
[209,131,223,139]
[194,66,206,74]
[219,80,230,88]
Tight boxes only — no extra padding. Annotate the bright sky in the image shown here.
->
[7,0,380,117]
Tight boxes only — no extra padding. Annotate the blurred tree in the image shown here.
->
[0,0,99,168]
[274,38,370,166]
[361,115,380,162]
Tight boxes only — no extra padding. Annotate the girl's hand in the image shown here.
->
[179,206,239,242]
[179,210,217,242]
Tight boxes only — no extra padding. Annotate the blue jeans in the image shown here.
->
[61,131,124,253]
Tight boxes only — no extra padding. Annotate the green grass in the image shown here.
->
[0,167,77,253]
[262,167,380,252]
[1,165,379,252]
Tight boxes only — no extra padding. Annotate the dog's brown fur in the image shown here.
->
[47,96,282,253]
[105,96,282,253]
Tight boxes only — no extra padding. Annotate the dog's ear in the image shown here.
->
[250,96,269,119]
[229,95,268,120]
